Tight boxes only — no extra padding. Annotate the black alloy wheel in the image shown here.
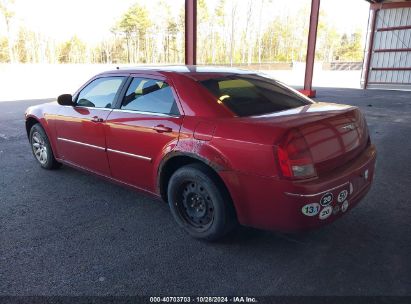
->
[167,163,237,241]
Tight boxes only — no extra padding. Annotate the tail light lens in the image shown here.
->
[276,129,317,179]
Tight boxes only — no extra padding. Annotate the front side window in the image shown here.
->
[121,78,179,115]
[200,75,313,117]
[77,77,125,109]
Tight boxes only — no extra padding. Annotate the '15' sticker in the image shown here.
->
[302,203,321,216]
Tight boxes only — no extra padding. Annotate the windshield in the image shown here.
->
[200,75,313,117]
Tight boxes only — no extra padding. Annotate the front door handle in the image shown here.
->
[91,116,103,123]
[153,125,172,133]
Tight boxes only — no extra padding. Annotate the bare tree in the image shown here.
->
[0,0,15,62]
[241,0,253,64]
[0,0,365,65]
[229,0,237,66]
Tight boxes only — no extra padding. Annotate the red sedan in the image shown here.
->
[25,66,377,240]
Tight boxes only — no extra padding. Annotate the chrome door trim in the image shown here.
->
[107,148,152,162]
[58,138,152,161]
[57,137,105,151]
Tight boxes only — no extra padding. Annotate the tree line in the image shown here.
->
[0,0,364,64]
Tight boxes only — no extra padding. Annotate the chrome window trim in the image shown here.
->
[57,137,105,151]
[74,106,113,111]
[111,108,180,118]
[60,105,114,111]
[107,148,152,162]
[284,182,349,198]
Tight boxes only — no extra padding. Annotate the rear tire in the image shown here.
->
[167,163,237,241]
[29,123,61,170]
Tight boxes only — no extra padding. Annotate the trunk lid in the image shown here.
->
[247,102,370,175]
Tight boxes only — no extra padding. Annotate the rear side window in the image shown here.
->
[77,77,125,108]
[200,75,313,117]
[121,78,179,115]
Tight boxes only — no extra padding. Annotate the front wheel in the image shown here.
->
[29,123,61,170]
[167,163,237,241]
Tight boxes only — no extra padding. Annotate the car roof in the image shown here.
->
[102,65,256,81]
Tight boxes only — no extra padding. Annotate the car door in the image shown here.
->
[105,75,183,192]
[55,76,127,176]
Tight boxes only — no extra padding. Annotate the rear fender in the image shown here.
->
[154,138,233,195]
[174,138,232,171]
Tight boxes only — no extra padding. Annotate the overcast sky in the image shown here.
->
[1,0,370,44]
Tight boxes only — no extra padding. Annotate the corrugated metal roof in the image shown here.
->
[366,0,411,3]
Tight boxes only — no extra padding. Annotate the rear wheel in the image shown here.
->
[167,163,236,241]
[29,123,61,170]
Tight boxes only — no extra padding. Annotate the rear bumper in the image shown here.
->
[221,144,377,232]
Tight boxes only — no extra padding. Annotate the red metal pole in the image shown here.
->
[371,2,411,10]
[185,0,197,65]
[300,0,320,98]
[363,7,378,89]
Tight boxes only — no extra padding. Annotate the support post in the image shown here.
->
[363,7,378,89]
[185,0,197,65]
[300,0,320,98]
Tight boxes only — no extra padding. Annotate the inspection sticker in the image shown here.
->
[320,192,333,206]
[319,206,333,220]
[341,200,349,213]
[337,190,348,203]
[302,203,321,216]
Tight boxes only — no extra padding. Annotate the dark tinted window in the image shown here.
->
[200,75,313,117]
[77,77,124,108]
[121,78,179,115]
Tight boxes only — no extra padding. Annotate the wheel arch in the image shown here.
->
[25,116,41,138]
[25,114,59,160]
[157,153,235,212]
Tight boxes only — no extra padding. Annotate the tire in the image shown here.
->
[29,123,61,170]
[167,163,237,241]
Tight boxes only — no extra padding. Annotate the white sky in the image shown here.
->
[0,0,371,43]
[320,0,371,34]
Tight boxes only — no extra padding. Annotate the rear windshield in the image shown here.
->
[199,75,313,117]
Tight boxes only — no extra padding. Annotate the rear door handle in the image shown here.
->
[91,116,103,123]
[153,125,172,133]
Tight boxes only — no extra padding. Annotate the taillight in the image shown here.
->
[276,129,317,179]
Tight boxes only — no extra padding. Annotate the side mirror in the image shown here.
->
[57,94,74,106]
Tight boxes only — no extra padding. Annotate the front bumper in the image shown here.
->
[222,144,377,232]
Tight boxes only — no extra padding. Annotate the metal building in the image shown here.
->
[363,0,411,90]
